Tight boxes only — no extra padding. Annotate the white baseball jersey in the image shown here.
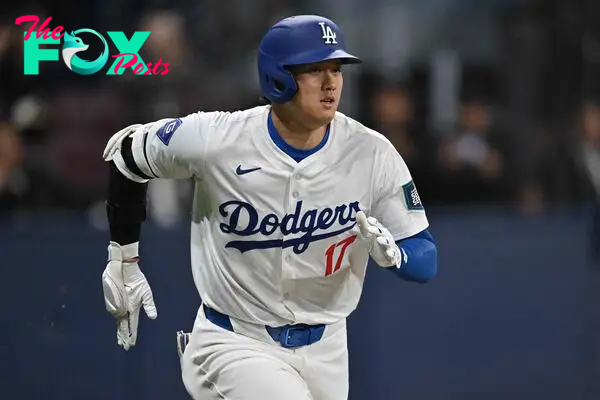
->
[127,105,428,326]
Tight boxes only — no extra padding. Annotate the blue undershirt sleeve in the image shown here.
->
[391,228,438,283]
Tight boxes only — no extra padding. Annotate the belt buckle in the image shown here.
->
[280,325,309,348]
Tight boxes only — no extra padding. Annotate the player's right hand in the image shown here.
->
[102,241,157,350]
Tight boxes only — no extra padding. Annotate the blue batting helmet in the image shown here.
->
[257,15,361,103]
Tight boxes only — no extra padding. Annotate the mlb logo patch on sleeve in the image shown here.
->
[156,119,183,145]
[402,180,424,210]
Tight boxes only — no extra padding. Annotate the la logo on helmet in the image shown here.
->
[318,22,337,44]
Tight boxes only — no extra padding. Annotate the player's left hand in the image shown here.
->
[353,211,403,268]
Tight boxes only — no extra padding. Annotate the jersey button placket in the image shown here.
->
[282,171,297,279]
[283,170,300,278]
[290,170,302,201]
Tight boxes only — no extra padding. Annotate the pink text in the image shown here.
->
[15,15,64,41]
[112,53,172,75]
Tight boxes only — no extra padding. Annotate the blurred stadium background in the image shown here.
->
[2,0,600,399]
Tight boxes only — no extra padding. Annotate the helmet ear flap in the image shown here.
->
[267,65,297,103]
[258,52,298,103]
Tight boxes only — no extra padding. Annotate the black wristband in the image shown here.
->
[106,161,148,244]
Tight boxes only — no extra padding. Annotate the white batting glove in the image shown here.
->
[353,211,405,268]
[102,241,157,350]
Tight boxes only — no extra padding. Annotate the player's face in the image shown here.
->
[289,60,343,127]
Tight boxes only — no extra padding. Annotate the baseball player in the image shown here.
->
[101,15,437,400]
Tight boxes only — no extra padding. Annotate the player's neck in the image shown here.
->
[270,107,327,150]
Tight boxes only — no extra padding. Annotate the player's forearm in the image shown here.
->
[392,229,438,283]
[106,160,148,245]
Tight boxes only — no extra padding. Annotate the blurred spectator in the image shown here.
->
[575,102,600,263]
[0,19,35,122]
[510,125,551,215]
[370,85,421,166]
[576,102,600,195]
[44,83,127,201]
[514,124,577,215]
[368,84,439,205]
[125,10,201,118]
[437,98,512,204]
[0,123,24,211]
[0,122,82,214]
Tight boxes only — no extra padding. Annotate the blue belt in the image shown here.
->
[203,304,326,349]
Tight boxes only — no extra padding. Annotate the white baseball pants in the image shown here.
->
[179,306,349,400]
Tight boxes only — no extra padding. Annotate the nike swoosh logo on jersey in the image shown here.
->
[236,165,261,175]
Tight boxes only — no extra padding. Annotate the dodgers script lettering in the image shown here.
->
[219,200,360,254]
